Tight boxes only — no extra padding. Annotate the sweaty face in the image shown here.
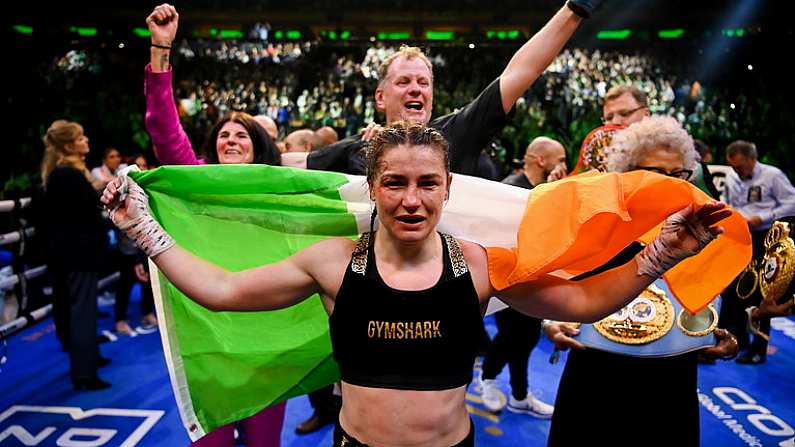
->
[216,121,255,164]
[375,57,434,125]
[371,144,450,243]
[603,92,649,127]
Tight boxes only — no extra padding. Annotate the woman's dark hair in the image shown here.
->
[203,111,281,166]
[102,146,120,160]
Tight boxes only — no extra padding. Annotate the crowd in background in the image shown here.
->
[5,35,788,196]
[0,14,792,446]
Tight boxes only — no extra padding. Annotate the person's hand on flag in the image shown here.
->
[637,201,732,278]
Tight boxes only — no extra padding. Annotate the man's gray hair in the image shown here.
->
[726,140,758,159]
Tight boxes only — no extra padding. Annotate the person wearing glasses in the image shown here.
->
[543,116,738,447]
[601,84,719,196]
[601,85,651,127]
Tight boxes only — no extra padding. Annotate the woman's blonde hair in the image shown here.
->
[41,120,91,184]
[605,116,698,174]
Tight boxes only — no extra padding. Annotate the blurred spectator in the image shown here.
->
[130,153,151,171]
[694,139,713,164]
[40,119,111,391]
[721,140,795,365]
[479,136,565,417]
[90,147,127,186]
[113,159,157,337]
[254,114,279,141]
[284,129,319,153]
[315,126,338,147]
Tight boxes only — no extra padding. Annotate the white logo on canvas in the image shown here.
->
[0,405,163,446]
[714,387,794,446]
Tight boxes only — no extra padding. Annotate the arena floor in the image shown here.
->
[1,286,793,447]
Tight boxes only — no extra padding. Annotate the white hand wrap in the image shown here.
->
[636,206,716,278]
[109,175,175,258]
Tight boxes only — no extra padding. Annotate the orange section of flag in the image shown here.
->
[486,170,752,314]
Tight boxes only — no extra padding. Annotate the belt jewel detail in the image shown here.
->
[594,283,674,344]
[677,304,719,337]
[759,221,794,303]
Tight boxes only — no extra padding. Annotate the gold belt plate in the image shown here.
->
[594,283,674,345]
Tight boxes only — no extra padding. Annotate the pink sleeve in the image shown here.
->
[143,64,205,166]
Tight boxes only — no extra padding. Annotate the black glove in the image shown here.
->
[566,0,603,18]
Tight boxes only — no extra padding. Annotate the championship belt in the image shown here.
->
[575,278,720,357]
[570,125,623,174]
[759,220,795,305]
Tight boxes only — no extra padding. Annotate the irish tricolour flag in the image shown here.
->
[130,165,750,439]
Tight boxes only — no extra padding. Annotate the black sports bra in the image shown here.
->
[329,232,484,391]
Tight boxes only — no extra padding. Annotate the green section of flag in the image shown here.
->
[131,165,358,431]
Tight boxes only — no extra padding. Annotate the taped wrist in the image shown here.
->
[120,213,175,258]
[635,209,715,277]
[112,177,175,257]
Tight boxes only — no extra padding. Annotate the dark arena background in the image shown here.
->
[2,1,794,446]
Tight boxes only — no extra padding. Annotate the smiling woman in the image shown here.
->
[202,112,280,165]
[141,3,283,446]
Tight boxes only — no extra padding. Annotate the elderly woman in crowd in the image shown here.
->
[544,116,738,447]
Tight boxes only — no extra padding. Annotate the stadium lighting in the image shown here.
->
[597,29,632,40]
[658,29,685,39]
[13,25,33,34]
[321,30,350,40]
[747,64,753,70]
[377,31,410,40]
[133,27,151,37]
[219,30,243,39]
[485,30,521,40]
[721,28,746,37]
[69,26,98,37]
[425,31,454,41]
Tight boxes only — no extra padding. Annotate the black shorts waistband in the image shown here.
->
[333,418,474,447]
